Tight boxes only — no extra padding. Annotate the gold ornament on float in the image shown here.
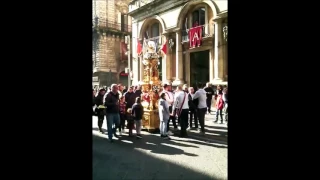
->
[139,40,162,132]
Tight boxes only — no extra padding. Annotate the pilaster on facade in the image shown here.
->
[172,31,184,86]
[212,17,223,82]
[210,16,227,85]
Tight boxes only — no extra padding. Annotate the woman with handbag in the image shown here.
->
[95,88,107,133]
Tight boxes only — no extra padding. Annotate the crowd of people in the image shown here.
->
[92,82,228,142]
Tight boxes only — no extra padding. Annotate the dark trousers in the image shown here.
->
[206,98,212,113]
[126,113,134,135]
[167,106,177,131]
[179,109,189,136]
[197,108,207,132]
[119,113,126,132]
[189,109,198,128]
[98,114,104,129]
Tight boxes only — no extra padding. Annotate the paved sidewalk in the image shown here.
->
[170,112,228,143]
[92,116,228,180]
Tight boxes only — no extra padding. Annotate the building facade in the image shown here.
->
[128,0,227,87]
[92,0,133,87]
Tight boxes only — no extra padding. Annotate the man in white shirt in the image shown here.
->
[192,83,207,134]
[172,85,189,137]
[162,83,177,135]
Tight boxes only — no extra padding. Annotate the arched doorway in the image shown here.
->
[178,2,215,86]
[138,16,166,83]
[190,50,209,86]
[119,71,128,87]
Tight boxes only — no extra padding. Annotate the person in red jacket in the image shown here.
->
[214,93,224,124]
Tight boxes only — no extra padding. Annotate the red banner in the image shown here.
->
[121,42,128,61]
[189,26,202,48]
[137,40,142,55]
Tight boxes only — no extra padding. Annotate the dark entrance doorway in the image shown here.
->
[119,71,128,87]
[190,50,209,87]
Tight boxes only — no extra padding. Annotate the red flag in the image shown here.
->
[160,40,168,55]
[189,26,202,48]
[137,40,142,55]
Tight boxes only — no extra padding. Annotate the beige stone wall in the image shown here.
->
[130,0,228,85]
[108,0,116,22]
[96,35,109,72]
[93,0,132,73]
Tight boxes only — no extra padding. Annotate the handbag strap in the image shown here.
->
[177,92,187,116]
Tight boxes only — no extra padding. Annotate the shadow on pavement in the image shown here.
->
[172,129,227,145]
[172,138,227,149]
[114,134,199,156]
[93,134,221,180]
[205,125,228,130]
[93,126,227,148]
[201,129,228,136]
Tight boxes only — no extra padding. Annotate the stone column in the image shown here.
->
[162,33,172,84]
[212,18,224,84]
[185,52,191,86]
[172,31,184,86]
[138,37,144,84]
[204,6,208,34]
[209,48,214,82]
[139,55,143,83]
[161,35,167,83]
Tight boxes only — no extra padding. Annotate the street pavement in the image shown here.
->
[170,111,228,143]
[92,116,228,180]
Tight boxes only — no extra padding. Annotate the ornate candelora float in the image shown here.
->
[139,40,162,132]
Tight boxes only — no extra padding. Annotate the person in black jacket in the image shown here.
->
[124,86,136,129]
[204,82,214,114]
[92,89,96,115]
[131,97,144,139]
[122,86,127,94]
[95,88,106,133]
[188,87,199,129]
[133,85,142,99]
[104,84,120,142]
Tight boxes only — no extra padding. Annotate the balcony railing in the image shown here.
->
[129,0,155,12]
[181,24,214,42]
[92,18,132,33]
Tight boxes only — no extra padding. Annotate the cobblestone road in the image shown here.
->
[92,116,228,180]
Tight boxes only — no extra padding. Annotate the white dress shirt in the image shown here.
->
[162,90,174,106]
[193,88,207,108]
[172,90,189,110]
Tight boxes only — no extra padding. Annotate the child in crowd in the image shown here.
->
[131,97,144,139]
[126,108,134,137]
[119,96,126,135]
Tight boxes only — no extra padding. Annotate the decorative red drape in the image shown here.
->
[189,26,202,48]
